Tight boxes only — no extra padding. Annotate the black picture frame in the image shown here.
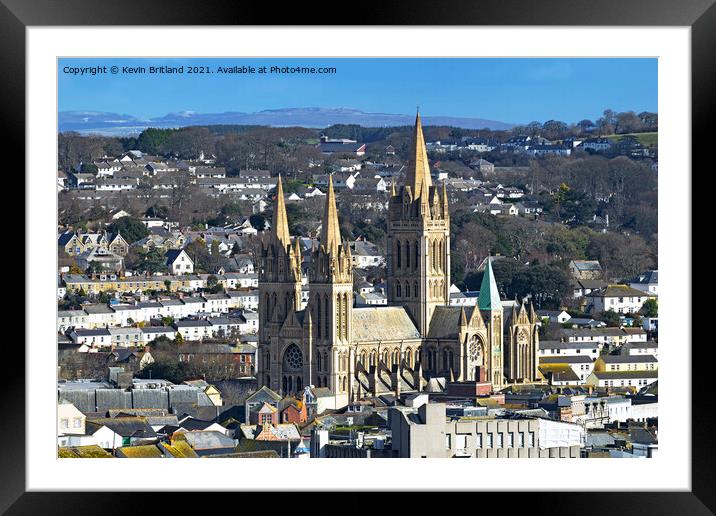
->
[2,0,709,512]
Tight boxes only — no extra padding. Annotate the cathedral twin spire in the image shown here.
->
[272,174,291,250]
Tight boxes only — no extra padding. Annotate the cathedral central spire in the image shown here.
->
[272,174,291,249]
[320,174,341,255]
[405,110,433,200]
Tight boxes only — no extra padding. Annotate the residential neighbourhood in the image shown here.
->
[57,105,658,459]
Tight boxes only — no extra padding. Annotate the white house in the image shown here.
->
[69,328,112,348]
[586,285,655,314]
[628,270,658,296]
[165,249,194,275]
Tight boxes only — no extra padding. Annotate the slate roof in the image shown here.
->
[89,417,157,438]
[588,285,655,298]
[427,305,463,339]
[539,340,598,350]
[629,270,658,285]
[571,260,602,271]
[539,356,594,365]
[591,371,658,379]
[600,354,657,364]
[179,430,236,450]
[351,307,420,342]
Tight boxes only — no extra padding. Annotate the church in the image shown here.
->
[257,112,541,408]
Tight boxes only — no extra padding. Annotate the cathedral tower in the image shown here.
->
[387,111,450,336]
[258,175,303,390]
[478,257,504,389]
[309,175,353,401]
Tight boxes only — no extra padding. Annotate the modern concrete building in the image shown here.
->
[389,401,583,458]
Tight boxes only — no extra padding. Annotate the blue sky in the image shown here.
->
[58,58,657,125]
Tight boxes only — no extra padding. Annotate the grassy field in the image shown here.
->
[604,132,658,146]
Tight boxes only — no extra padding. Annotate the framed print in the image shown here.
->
[3,0,713,512]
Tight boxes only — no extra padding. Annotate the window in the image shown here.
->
[507,433,514,448]
[60,418,69,429]
[476,434,483,448]
[528,432,535,447]
[487,433,493,448]
[456,434,468,451]
[496,433,503,448]
[445,434,451,450]
[519,432,525,447]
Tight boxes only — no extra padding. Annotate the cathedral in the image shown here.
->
[257,112,540,408]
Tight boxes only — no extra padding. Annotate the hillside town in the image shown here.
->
[57,109,658,459]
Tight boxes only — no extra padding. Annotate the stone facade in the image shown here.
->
[257,112,541,410]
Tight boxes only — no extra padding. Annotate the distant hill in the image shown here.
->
[58,107,515,135]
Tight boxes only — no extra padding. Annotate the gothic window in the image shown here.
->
[438,240,443,272]
[396,283,402,298]
[296,377,302,391]
[282,344,303,371]
[282,376,287,392]
[393,348,400,366]
[323,352,329,373]
[414,281,419,298]
[360,350,367,366]
[264,294,270,322]
[381,349,389,365]
[405,348,413,367]
[324,294,330,338]
[433,240,438,271]
[316,297,322,338]
[396,240,401,269]
[405,281,411,298]
[442,349,449,371]
[415,240,420,269]
[469,335,484,367]
[343,294,348,339]
[370,350,377,367]
[405,241,410,269]
[317,353,322,372]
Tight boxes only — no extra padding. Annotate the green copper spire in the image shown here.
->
[478,257,502,310]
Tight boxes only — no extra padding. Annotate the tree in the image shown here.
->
[641,298,658,317]
[600,310,621,327]
[249,214,266,231]
[134,248,169,275]
[615,111,643,134]
[108,216,149,243]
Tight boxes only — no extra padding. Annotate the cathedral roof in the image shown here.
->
[351,307,420,342]
[478,256,502,310]
[272,174,291,248]
[405,110,433,201]
[427,305,463,339]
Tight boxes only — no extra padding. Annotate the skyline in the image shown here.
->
[58,58,657,125]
